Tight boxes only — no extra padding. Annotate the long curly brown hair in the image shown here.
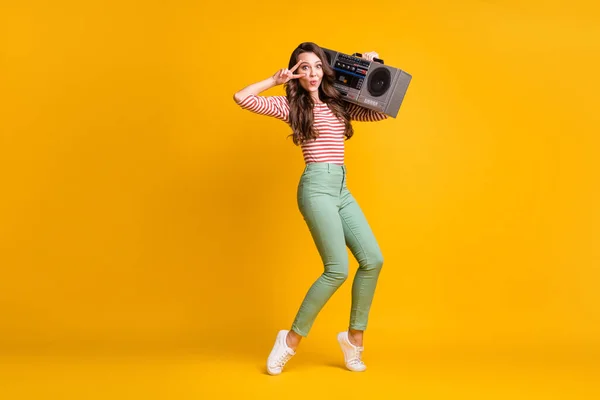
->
[284,42,354,145]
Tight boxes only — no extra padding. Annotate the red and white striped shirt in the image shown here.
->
[238,95,387,165]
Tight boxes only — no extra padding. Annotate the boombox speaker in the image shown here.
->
[321,47,412,118]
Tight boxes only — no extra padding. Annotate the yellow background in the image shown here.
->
[1,0,599,398]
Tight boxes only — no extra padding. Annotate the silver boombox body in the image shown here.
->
[321,47,411,118]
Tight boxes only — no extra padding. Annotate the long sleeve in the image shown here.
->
[346,102,388,122]
[238,94,290,123]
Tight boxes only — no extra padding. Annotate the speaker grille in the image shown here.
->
[367,68,391,97]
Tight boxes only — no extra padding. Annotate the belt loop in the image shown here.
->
[327,163,331,173]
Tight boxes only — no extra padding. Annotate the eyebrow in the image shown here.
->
[299,61,323,65]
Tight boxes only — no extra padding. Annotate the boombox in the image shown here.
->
[321,47,412,118]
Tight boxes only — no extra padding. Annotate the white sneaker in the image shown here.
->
[337,331,367,372]
[266,330,296,375]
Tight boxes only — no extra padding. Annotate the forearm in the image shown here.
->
[233,77,278,104]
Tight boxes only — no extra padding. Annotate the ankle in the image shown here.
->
[348,330,364,347]
[286,330,302,350]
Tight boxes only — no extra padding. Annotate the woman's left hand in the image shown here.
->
[361,51,380,61]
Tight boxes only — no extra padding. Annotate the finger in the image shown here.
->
[290,60,303,73]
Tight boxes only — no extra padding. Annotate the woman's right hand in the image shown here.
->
[272,60,306,85]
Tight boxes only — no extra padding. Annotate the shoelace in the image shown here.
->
[347,347,365,368]
[274,351,293,367]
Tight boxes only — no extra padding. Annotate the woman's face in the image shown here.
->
[295,52,324,94]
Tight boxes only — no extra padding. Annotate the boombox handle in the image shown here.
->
[352,53,385,65]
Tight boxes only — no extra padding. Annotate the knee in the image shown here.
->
[323,264,349,286]
[367,252,384,271]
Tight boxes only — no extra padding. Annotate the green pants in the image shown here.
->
[291,162,384,337]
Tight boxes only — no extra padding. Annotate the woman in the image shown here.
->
[233,42,389,374]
